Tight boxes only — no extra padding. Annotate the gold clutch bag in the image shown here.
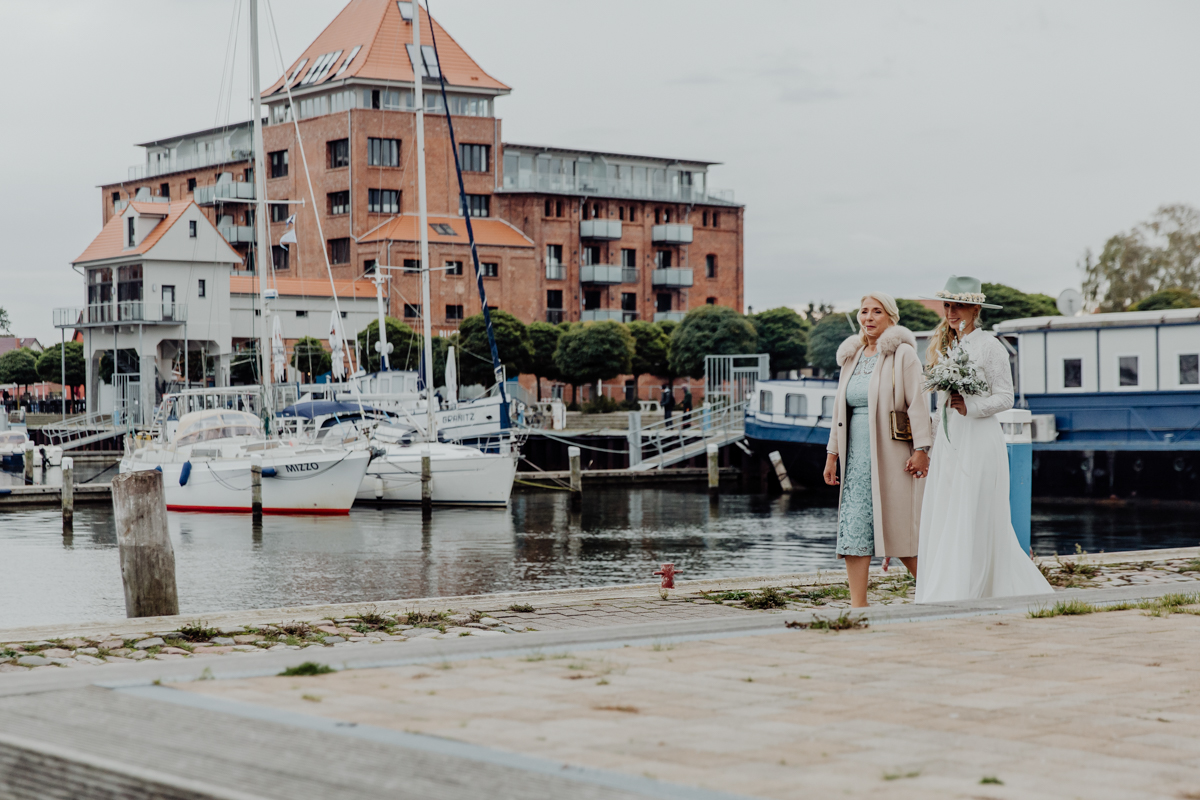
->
[890,356,913,442]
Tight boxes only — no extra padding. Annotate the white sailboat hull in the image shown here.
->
[359,444,516,507]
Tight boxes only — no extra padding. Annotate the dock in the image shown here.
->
[0,484,112,507]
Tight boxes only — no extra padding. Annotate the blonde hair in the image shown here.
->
[926,304,982,366]
[859,292,900,349]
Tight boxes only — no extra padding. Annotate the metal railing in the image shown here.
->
[653,311,686,323]
[194,181,255,205]
[545,263,565,281]
[651,268,694,287]
[502,173,734,205]
[129,146,252,180]
[622,268,638,284]
[219,224,256,244]
[53,303,187,328]
[580,265,623,285]
[631,400,747,471]
[580,309,623,322]
[546,309,566,324]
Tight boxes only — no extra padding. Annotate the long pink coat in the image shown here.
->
[826,326,933,558]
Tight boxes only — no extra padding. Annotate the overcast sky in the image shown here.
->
[3,0,1199,343]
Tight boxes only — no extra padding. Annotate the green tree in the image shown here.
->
[1082,204,1200,311]
[751,307,809,375]
[896,299,941,332]
[229,345,256,385]
[978,283,1060,328]
[35,342,86,399]
[290,336,332,382]
[0,307,10,335]
[1128,287,1200,311]
[0,348,39,394]
[554,321,635,400]
[356,317,422,373]
[627,320,670,394]
[526,321,563,400]
[807,312,857,376]
[457,310,532,387]
[667,306,758,379]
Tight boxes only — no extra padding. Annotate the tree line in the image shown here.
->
[1082,204,1200,312]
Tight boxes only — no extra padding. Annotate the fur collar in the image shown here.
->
[835,326,918,367]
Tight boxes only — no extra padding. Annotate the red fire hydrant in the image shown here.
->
[654,563,680,589]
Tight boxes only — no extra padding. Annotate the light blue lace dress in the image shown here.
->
[837,354,876,557]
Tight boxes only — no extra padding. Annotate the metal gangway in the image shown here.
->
[41,410,130,450]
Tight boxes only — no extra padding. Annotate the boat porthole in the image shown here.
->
[1174,457,1187,472]
[1132,459,1144,473]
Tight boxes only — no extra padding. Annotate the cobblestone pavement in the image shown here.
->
[2,547,1197,676]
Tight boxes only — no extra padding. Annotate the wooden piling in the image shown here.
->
[61,456,74,531]
[769,450,794,493]
[707,443,720,494]
[111,470,179,618]
[568,446,582,494]
[250,455,263,523]
[23,442,34,483]
[421,452,432,515]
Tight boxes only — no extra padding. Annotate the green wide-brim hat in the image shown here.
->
[919,274,1002,309]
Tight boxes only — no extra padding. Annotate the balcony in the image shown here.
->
[545,263,565,281]
[622,311,638,323]
[54,303,188,329]
[219,224,256,244]
[581,309,624,322]
[652,224,693,244]
[652,268,694,287]
[579,219,621,240]
[654,311,687,323]
[580,265,623,285]
[546,309,566,324]
[195,181,255,205]
[622,268,638,283]
[501,171,735,205]
[128,145,252,180]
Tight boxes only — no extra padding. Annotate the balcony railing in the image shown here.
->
[219,224,256,244]
[546,309,566,324]
[545,263,565,281]
[652,268,694,287]
[580,265,623,285]
[579,219,622,240]
[128,146,252,180]
[581,309,624,322]
[502,172,734,204]
[652,224,694,244]
[654,311,687,323]
[195,181,255,205]
[622,268,638,284]
[54,303,188,329]
[622,311,638,323]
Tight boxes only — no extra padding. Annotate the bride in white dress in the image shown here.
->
[915,276,1054,603]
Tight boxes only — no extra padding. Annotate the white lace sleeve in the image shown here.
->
[964,336,1014,419]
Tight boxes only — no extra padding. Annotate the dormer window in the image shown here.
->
[127,216,135,248]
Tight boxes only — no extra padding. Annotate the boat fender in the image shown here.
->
[179,461,191,486]
[262,467,277,478]
[0,489,10,497]
[154,465,163,473]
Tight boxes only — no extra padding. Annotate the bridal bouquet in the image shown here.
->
[924,342,989,441]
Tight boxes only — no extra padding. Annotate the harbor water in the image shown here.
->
[2,486,1199,629]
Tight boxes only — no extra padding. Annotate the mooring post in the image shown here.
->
[707,443,720,494]
[250,454,263,523]
[568,446,582,494]
[23,441,34,483]
[627,411,642,468]
[421,451,433,516]
[769,450,794,493]
[61,456,74,532]
[111,469,179,618]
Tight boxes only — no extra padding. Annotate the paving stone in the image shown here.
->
[74,655,105,666]
[16,656,48,667]
[210,637,236,646]
[40,648,72,658]
[133,638,164,650]
[153,653,186,661]
[217,626,246,635]
[323,636,346,644]
[159,647,191,655]
[316,626,340,635]
[232,634,262,644]
[76,647,99,656]
[128,651,148,660]
[192,646,235,655]
[60,638,88,648]
[231,645,259,652]
[98,639,124,650]
[0,664,25,673]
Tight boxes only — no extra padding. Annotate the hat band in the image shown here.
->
[935,290,987,304]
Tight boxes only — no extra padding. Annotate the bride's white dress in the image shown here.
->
[915,329,1054,603]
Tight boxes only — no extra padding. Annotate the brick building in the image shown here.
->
[99,0,743,393]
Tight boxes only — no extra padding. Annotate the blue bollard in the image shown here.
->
[998,410,1033,555]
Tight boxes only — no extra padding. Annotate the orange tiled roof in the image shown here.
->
[230,275,379,299]
[263,0,508,97]
[73,201,193,264]
[357,214,533,248]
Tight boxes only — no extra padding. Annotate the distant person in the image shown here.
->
[681,388,693,427]
[661,385,675,425]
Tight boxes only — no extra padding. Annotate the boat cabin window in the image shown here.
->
[821,396,835,418]
[1180,354,1199,386]
[0,432,27,446]
[759,391,773,414]
[784,394,807,417]
[1063,358,1083,389]
[174,411,263,446]
[1118,356,1139,388]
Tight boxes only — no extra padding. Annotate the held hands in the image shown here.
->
[948,391,968,416]
[823,453,839,486]
[904,449,930,479]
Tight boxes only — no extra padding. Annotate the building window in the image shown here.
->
[126,217,135,247]
[619,206,625,221]
[187,177,197,192]
[445,260,464,276]
[621,292,637,311]
[702,210,709,227]
[403,259,422,273]
[481,262,498,278]
[244,168,254,184]
[821,395,835,417]
[464,194,490,217]
[656,250,672,268]
[1119,355,1139,387]
[584,290,601,310]
[197,279,206,298]
[760,390,773,414]
[328,191,350,216]
[546,244,563,266]
[582,246,601,266]
[368,189,400,213]
[785,394,807,417]
[296,310,308,318]
[404,304,421,318]
[1180,354,1199,385]
[556,200,563,218]
[273,245,289,271]
[654,209,661,224]
[160,183,170,199]
[544,199,552,217]
[656,293,672,312]
[271,203,289,223]
[707,297,717,305]
[547,290,563,309]
[328,238,350,264]
[189,220,197,238]
[363,259,377,275]
[367,137,400,167]
[117,265,143,318]
[446,304,464,321]
[706,254,717,278]
[269,150,288,178]
[622,249,637,268]
[111,191,120,204]
[430,223,456,235]
[1063,358,1083,389]
[459,143,489,172]
[327,138,349,168]
[713,212,720,227]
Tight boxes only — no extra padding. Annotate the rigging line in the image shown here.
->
[213,0,240,128]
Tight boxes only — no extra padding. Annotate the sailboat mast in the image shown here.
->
[413,3,436,441]
[249,0,274,418]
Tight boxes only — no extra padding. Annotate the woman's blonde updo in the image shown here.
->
[859,292,900,349]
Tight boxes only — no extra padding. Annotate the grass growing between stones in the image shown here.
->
[743,587,790,610]
[1029,599,1096,618]
[279,661,335,677]
[787,611,868,631]
[175,621,220,642]
[1030,592,1200,619]
[508,603,536,613]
